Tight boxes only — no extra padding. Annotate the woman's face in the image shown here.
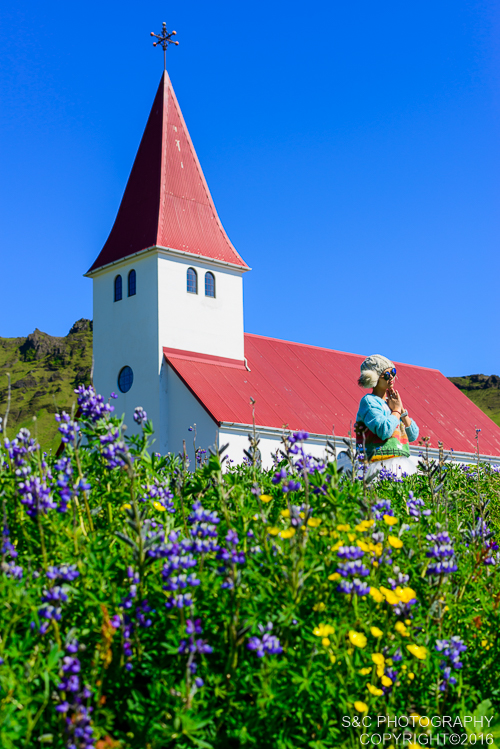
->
[378,368,396,392]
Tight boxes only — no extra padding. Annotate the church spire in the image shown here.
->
[88,41,248,274]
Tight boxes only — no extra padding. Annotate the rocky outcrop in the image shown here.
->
[450,374,500,391]
[19,329,67,362]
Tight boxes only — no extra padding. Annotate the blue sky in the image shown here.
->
[1,0,499,376]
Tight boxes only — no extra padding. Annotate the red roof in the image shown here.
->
[88,72,248,273]
[164,334,500,456]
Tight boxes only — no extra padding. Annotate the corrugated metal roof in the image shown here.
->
[88,72,248,273]
[164,334,500,456]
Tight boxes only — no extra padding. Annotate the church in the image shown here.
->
[86,66,500,467]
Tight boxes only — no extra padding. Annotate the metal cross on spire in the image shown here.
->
[150,22,179,70]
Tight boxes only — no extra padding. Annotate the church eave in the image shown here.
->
[85,244,251,278]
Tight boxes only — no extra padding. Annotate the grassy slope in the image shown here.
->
[448,375,500,428]
[0,320,92,453]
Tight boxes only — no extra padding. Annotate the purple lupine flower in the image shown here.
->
[18,475,56,517]
[377,466,404,483]
[47,564,80,582]
[1,522,23,580]
[372,499,394,520]
[4,428,38,468]
[56,639,96,748]
[272,467,287,485]
[142,477,175,511]
[55,412,80,445]
[247,622,283,658]
[435,637,467,691]
[336,560,370,578]
[133,406,148,425]
[337,545,364,561]
[75,384,113,422]
[406,491,432,520]
[426,531,458,576]
[99,427,127,469]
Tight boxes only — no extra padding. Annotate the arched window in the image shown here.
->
[187,267,198,294]
[118,366,134,393]
[128,269,136,297]
[114,275,122,302]
[205,272,216,298]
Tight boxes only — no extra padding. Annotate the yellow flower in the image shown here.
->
[369,587,384,603]
[252,514,259,520]
[370,626,383,638]
[371,653,385,666]
[408,672,415,680]
[280,508,290,517]
[367,683,383,696]
[388,535,403,549]
[369,542,383,556]
[153,501,166,512]
[481,639,488,648]
[329,653,336,664]
[356,540,369,552]
[322,637,331,647]
[260,494,273,503]
[121,503,132,511]
[420,717,430,728]
[337,524,350,531]
[356,519,374,531]
[328,573,341,581]
[267,527,280,536]
[407,643,427,660]
[380,586,400,606]
[359,667,371,675]
[395,621,409,637]
[279,528,296,539]
[349,630,367,648]
[354,701,368,713]
[307,517,322,527]
[299,511,305,519]
[313,623,334,638]
[313,601,326,612]
[332,540,342,552]
[383,515,398,526]
[347,533,356,542]
[381,675,393,687]
[396,587,417,603]
[372,560,379,568]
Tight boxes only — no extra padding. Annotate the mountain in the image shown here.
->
[448,374,500,428]
[0,320,92,453]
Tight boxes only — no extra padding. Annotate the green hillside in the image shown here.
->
[0,320,92,453]
[448,374,500,428]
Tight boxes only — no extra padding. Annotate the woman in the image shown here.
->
[355,354,419,479]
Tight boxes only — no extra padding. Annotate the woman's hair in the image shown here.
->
[358,354,394,388]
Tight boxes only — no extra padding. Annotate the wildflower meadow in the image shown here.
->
[0,386,500,748]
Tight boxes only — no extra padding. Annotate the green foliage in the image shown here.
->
[0,320,92,453]
[449,374,500,428]
[0,403,500,748]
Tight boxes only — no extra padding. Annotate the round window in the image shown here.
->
[118,366,134,393]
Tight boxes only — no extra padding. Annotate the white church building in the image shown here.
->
[86,70,500,467]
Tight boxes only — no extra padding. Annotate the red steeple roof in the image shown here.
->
[88,72,248,273]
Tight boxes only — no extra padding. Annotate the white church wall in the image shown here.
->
[92,253,161,438]
[166,365,219,466]
[157,251,245,362]
[219,424,336,469]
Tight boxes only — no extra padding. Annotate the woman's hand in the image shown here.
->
[387,389,403,414]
